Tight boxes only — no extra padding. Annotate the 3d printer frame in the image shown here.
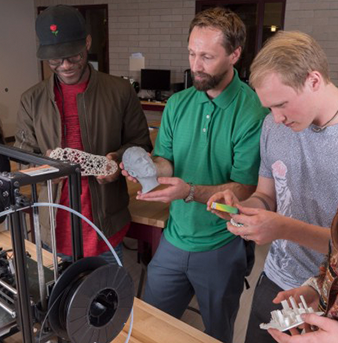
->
[0,144,83,342]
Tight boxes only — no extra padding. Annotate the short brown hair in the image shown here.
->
[189,7,246,54]
[250,31,330,91]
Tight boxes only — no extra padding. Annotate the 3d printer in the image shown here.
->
[0,145,134,343]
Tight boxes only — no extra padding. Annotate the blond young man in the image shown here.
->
[208,31,338,343]
[269,209,338,342]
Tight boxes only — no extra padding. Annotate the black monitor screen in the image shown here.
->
[141,69,171,91]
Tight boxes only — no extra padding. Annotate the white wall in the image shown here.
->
[0,0,39,138]
[35,0,338,87]
[285,0,338,85]
[35,0,194,84]
[107,0,194,83]
[6,0,336,136]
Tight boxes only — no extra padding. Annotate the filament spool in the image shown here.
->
[48,257,134,342]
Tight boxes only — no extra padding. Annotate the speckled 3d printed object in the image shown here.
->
[50,147,118,176]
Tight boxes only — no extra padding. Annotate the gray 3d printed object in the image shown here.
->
[122,146,159,193]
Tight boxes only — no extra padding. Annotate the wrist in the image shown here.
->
[184,182,195,203]
[279,215,293,241]
[302,277,321,296]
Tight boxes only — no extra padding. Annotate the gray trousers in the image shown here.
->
[244,272,284,343]
[143,235,248,343]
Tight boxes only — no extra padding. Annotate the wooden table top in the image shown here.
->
[140,100,166,106]
[127,181,169,229]
[0,230,57,269]
[115,297,220,343]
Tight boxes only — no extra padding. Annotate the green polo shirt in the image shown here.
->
[154,70,268,252]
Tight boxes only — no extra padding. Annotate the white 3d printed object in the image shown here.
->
[50,148,118,176]
[260,295,324,331]
[230,218,244,227]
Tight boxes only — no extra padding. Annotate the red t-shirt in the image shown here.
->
[54,81,129,257]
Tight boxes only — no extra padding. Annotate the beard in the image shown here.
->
[191,69,228,91]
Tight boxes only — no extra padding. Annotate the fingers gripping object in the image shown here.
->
[230,218,247,239]
[209,203,243,227]
[260,295,324,332]
[50,148,118,176]
[230,218,244,227]
[210,202,239,214]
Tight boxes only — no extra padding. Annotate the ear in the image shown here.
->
[230,47,242,65]
[305,71,322,92]
[86,35,92,51]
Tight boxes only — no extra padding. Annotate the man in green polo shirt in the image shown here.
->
[124,7,267,343]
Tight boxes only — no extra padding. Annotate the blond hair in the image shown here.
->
[189,7,246,54]
[250,31,330,91]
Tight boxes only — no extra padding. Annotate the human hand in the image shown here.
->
[136,177,190,203]
[272,286,320,336]
[227,204,283,244]
[119,151,153,184]
[96,152,120,184]
[206,190,239,220]
[119,161,139,183]
[273,286,320,312]
[46,149,65,184]
[268,314,338,343]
